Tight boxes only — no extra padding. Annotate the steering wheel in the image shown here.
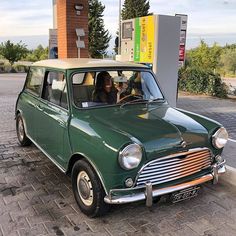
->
[117,94,143,104]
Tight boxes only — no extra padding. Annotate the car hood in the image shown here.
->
[89,104,209,160]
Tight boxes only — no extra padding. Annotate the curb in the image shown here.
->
[219,165,236,187]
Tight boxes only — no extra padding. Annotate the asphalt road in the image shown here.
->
[0,73,26,96]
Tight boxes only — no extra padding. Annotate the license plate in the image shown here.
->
[170,186,200,203]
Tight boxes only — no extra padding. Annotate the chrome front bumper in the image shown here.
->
[104,162,226,206]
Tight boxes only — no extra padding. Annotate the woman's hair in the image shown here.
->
[95,71,111,90]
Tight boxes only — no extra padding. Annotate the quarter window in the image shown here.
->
[25,67,44,96]
[42,71,68,109]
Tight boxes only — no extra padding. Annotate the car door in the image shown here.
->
[20,67,45,140]
[34,70,71,169]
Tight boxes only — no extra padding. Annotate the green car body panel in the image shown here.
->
[16,62,225,197]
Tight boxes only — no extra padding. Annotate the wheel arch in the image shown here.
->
[16,109,29,135]
[66,152,108,195]
[15,109,22,117]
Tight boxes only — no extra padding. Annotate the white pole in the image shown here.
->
[53,0,57,29]
[118,0,122,55]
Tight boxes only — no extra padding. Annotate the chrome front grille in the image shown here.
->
[135,148,212,186]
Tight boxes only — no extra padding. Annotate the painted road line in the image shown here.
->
[229,138,236,143]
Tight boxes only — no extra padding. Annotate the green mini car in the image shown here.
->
[15,59,228,217]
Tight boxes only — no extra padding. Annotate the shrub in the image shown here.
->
[2,61,12,73]
[0,61,4,72]
[13,64,29,73]
[178,67,228,98]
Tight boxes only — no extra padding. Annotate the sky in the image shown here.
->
[0,0,236,50]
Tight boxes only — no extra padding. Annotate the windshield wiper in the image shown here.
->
[120,98,148,108]
[145,98,165,107]
[120,97,166,109]
[147,98,165,103]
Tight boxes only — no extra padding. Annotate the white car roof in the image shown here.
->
[32,58,148,70]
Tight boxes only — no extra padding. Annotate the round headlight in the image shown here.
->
[119,144,142,170]
[212,127,228,149]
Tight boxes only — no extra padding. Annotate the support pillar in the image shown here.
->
[57,0,89,58]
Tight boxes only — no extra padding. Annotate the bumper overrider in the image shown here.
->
[104,161,226,206]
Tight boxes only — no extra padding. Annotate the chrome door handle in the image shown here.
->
[57,119,66,127]
[36,105,43,111]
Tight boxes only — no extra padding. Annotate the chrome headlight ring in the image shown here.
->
[118,143,142,170]
[212,127,228,149]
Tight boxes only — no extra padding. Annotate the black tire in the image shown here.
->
[71,159,110,217]
[16,113,32,146]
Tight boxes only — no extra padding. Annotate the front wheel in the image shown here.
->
[16,114,32,146]
[71,159,110,217]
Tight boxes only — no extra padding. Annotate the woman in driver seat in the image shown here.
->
[92,71,118,104]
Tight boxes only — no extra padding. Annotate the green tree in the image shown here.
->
[0,40,28,66]
[187,40,222,71]
[32,45,48,60]
[220,48,236,75]
[223,43,236,51]
[122,0,150,20]
[88,0,111,58]
[25,45,48,62]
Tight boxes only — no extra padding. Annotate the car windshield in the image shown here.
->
[71,70,164,108]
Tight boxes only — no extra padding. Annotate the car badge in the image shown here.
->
[180,141,187,148]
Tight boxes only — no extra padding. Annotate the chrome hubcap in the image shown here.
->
[18,119,24,141]
[77,171,93,206]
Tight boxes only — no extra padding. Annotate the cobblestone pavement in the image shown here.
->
[1,75,236,236]
[177,94,236,168]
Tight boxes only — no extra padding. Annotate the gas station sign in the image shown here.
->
[175,14,188,67]
[134,16,155,63]
[120,14,182,107]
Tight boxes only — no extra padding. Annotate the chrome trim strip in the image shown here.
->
[148,152,210,167]
[138,164,210,182]
[150,148,210,163]
[134,147,211,186]
[104,173,214,204]
[139,160,210,177]
[18,111,66,173]
[137,170,210,186]
[27,134,66,173]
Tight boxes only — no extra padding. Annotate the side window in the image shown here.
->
[72,72,95,107]
[42,71,68,110]
[72,73,85,85]
[25,67,44,96]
